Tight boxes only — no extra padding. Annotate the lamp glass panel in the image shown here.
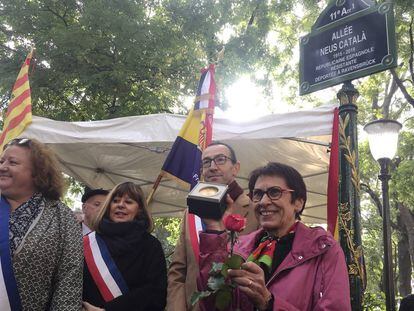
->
[364,121,401,160]
[367,133,399,160]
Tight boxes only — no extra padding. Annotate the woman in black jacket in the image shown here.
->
[82,182,167,311]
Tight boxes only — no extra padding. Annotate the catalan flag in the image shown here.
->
[161,64,215,188]
[0,49,34,150]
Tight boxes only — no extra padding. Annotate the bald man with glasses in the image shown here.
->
[167,142,258,311]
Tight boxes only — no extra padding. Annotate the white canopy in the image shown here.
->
[21,104,336,224]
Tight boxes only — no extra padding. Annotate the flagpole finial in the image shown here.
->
[207,47,225,66]
[215,47,225,65]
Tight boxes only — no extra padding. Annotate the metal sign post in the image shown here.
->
[299,1,398,310]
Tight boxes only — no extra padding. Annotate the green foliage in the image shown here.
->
[152,217,181,266]
[393,132,414,209]
[363,292,386,311]
[214,288,232,311]
[61,175,83,209]
[190,289,212,307]
[191,253,242,310]
[222,254,244,278]
[0,0,301,120]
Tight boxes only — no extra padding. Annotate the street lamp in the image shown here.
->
[364,119,402,311]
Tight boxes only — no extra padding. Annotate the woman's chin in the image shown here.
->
[111,216,131,223]
[261,223,280,234]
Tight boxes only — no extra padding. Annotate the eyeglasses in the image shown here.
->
[4,138,31,150]
[201,154,234,169]
[250,186,294,202]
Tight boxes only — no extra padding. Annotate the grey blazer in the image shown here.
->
[12,198,83,311]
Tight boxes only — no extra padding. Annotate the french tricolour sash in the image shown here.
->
[187,213,204,264]
[0,196,22,311]
[84,232,129,302]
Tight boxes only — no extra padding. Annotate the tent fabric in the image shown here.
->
[20,104,336,224]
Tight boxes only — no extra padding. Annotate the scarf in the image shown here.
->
[247,222,297,274]
[98,218,147,256]
[9,193,43,254]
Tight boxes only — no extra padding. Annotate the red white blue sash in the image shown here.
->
[83,232,129,302]
[187,213,204,263]
[0,196,22,311]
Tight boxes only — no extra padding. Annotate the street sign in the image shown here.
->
[299,1,397,95]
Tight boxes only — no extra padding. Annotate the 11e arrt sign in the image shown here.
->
[299,1,397,95]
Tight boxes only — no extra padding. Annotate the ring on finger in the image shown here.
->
[248,280,253,287]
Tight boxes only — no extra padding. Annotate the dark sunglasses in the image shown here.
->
[250,186,294,202]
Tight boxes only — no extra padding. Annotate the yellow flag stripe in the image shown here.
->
[177,109,204,145]
[11,80,30,99]
[3,97,31,130]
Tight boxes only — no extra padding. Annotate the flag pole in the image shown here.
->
[146,173,163,205]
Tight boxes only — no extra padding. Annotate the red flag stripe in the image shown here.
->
[6,89,31,117]
[12,73,29,92]
[327,108,339,236]
[25,57,31,66]
[207,64,216,110]
[0,105,32,145]
[187,213,200,264]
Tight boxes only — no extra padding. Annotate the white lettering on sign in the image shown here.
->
[329,3,356,22]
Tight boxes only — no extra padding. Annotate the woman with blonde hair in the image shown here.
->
[82,182,167,311]
[0,138,82,310]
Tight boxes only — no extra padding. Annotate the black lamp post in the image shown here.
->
[364,119,402,311]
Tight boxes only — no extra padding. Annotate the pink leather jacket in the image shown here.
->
[198,222,351,311]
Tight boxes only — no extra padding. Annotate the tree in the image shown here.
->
[0,0,302,121]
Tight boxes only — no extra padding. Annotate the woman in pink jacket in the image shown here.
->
[198,162,351,311]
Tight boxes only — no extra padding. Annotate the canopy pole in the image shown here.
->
[337,81,365,310]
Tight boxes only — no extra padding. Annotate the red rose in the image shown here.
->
[223,214,246,232]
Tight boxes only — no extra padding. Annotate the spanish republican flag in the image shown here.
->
[0,49,34,150]
[155,64,215,262]
[161,64,215,188]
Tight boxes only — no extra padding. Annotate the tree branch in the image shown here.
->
[390,68,414,108]
[0,24,13,37]
[372,90,379,110]
[0,43,18,54]
[383,74,398,117]
[361,183,382,217]
[409,17,414,82]
[43,5,68,27]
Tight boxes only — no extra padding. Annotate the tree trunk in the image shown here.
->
[398,203,414,263]
[397,213,412,296]
[397,202,414,296]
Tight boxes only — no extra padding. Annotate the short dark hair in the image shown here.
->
[207,141,237,163]
[248,162,307,219]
